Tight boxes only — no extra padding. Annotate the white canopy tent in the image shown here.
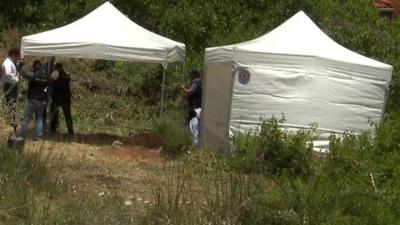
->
[21,1,185,113]
[201,11,392,152]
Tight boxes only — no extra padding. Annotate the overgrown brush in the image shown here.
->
[231,117,316,179]
[243,115,400,225]
[0,141,62,224]
[0,138,136,224]
[141,162,261,225]
[151,115,193,157]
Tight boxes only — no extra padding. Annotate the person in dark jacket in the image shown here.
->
[181,69,202,124]
[50,63,74,135]
[19,60,49,139]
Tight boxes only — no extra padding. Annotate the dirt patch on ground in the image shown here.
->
[1,123,167,200]
[73,133,137,146]
[100,145,164,163]
[73,131,163,149]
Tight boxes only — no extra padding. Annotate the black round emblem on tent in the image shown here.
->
[238,69,251,84]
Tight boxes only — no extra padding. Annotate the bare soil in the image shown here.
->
[0,118,168,202]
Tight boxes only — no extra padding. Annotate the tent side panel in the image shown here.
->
[200,63,233,152]
[229,57,389,140]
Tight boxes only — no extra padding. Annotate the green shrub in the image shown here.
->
[231,117,317,179]
[245,116,400,225]
[151,115,193,157]
[231,131,260,173]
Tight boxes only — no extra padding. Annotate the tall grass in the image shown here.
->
[140,161,261,225]
[151,114,193,157]
[0,113,399,224]
[0,138,137,224]
[0,140,62,224]
[190,115,400,225]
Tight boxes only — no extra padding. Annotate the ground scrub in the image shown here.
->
[151,115,193,157]
[231,117,316,178]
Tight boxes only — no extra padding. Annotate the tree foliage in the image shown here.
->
[1,0,399,108]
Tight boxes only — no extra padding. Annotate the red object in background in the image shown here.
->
[373,0,400,17]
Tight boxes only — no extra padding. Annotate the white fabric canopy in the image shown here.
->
[201,11,393,152]
[206,11,391,76]
[21,2,185,63]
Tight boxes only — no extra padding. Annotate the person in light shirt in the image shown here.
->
[1,48,23,123]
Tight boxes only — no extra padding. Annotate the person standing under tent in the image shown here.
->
[18,60,49,139]
[49,63,74,135]
[1,48,24,124]
[180,69,202,124]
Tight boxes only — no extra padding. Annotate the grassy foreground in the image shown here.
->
[0,49,399,225]
[1,112,400,224]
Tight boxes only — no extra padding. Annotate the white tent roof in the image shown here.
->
[202,11,393,151]
[206,11,392,77]
[21,2,185,63]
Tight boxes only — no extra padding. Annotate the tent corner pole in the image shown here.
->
[160,63,168,117]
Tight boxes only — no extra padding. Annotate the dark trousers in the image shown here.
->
[186,108,196,125]
[3,83,18,123]
[43,104,47,130]
[50,100,74,134]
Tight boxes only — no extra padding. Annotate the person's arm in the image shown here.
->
[181,82,197,97]
[49,70,59,82]
[20,66,44,81]
[16,62,25,73]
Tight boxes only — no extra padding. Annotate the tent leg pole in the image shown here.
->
[160,64,167,117]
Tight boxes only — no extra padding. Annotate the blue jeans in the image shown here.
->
[20,99,46,138]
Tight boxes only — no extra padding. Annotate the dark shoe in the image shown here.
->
[8,135,25,148]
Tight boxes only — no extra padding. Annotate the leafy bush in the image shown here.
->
[231,131,260,173]
[231,117,316,179]
[151,115,193,157]
[246,116,400,225]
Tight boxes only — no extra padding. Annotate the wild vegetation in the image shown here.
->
[1,0,400,224]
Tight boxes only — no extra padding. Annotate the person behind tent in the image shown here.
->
[49,63,74,135]
[189,108,201,146]
[1,48,24,124]
[180,69,202,124]
[18,60,49,139]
